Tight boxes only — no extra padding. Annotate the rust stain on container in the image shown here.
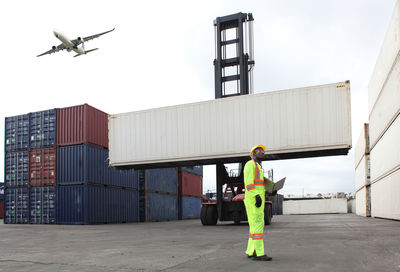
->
[57,104,108,148]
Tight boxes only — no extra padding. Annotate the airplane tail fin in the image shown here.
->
[73,48,99,57]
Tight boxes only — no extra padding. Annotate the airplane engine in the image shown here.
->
[52,46,56,50]
[77,37,84,43]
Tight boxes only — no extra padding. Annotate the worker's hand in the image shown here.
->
[255,195,262,208]
[271,190,277,196]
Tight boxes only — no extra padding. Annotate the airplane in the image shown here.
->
[37,28,115,57]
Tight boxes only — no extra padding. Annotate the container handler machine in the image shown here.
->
[201,13,275,225]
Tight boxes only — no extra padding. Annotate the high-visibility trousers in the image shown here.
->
[244,192,265,257]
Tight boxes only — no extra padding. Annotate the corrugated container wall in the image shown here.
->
[354,124,369,167]
[29,148,57,187]
[369,44,400,148]
[178,196,201,219]
[4,187,29,224]
[145,168,178,194]
[355,155,370,192]
[57,104,108,148]
[29,109,56,148]
[30,187,56,224]
[57,144,138,189]
[5,114,30,151]
[57,185,139,224]
[109,81,352,167]
[5,151,29,188]
[145,192,178,222]
[178,171,203,197]
[356,186,370,217]
[368,0,400,114]
[371,168,400,220]
[0,201,4,219]
[370,114,400,183]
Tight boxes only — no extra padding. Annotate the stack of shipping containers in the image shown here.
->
[56,104,139,224]
[4,114,30,223]
[4,104,140,224]
[4,103,203,224]
[364,0,400,220]
[178,167,203,220]
[354,124,371,217]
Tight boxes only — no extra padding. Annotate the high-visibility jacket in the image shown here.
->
[244,159,266,257]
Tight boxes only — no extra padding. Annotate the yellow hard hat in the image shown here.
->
[250,144,266,158]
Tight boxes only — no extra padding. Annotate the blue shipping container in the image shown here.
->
[146,168,178,194]
[5,114,30,151]
[4,187,29,224]
[30,109,56,148]
[180,166,203,177]
[5,151,29,187]
[57,185,139,224]
[178,196,201,220]
[145,192,178,222]
[57,144,138,189]
[30,187,56,224]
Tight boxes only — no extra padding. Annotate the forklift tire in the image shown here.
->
[206,205,218,225]
[200,206,208,225]
[264,204,272,225]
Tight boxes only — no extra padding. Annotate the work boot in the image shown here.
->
[253,255,272,261]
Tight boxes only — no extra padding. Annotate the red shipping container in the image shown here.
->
[57,104,108,148]
[0,201,4,219]
[178,171,203,197]
[29,148,57,186]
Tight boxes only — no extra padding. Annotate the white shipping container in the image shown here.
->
[109,82,352,167]
[368,0,400,114]
[354,123,369,168]
[370,114,400,182]
[356,186,368,217]
[355,155,370,192]
[283,199,348,215]
[369,53,400,148]
[371,168,400,220]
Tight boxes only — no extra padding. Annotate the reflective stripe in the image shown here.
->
[246,184,256,190]
[254,181,264,186]
[252,233,263,240]
[253,160,264,182]
[249,233,252,238]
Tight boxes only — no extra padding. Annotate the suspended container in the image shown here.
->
[57,185,139,224]
[57,144,138,189]
[57,104,108,148]
[5,150,29,188]
[29,109,57,148]
[5,114,30,151]
[178,171,203,197]
[29,148,57,187]
[178,196,201,219]
[30,187,56,224]
[4,187,29,224]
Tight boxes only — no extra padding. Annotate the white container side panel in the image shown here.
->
[371,168,400,220]
[368,0,400,114]
[354,124,369,167]
[370,114,400,182]
[356,187,367,217]
[369,55,400,147]
[282,199,348,215]
[109,82,351,166]
[355,155,370,191]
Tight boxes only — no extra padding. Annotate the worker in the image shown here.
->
[244,144,275,261]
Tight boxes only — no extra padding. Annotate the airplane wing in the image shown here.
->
[71,28,115,44]
[37,43,67,57]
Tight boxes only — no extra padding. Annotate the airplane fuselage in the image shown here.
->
[53,30,85,55]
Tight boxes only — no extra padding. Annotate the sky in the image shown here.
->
[0,0,397,196]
